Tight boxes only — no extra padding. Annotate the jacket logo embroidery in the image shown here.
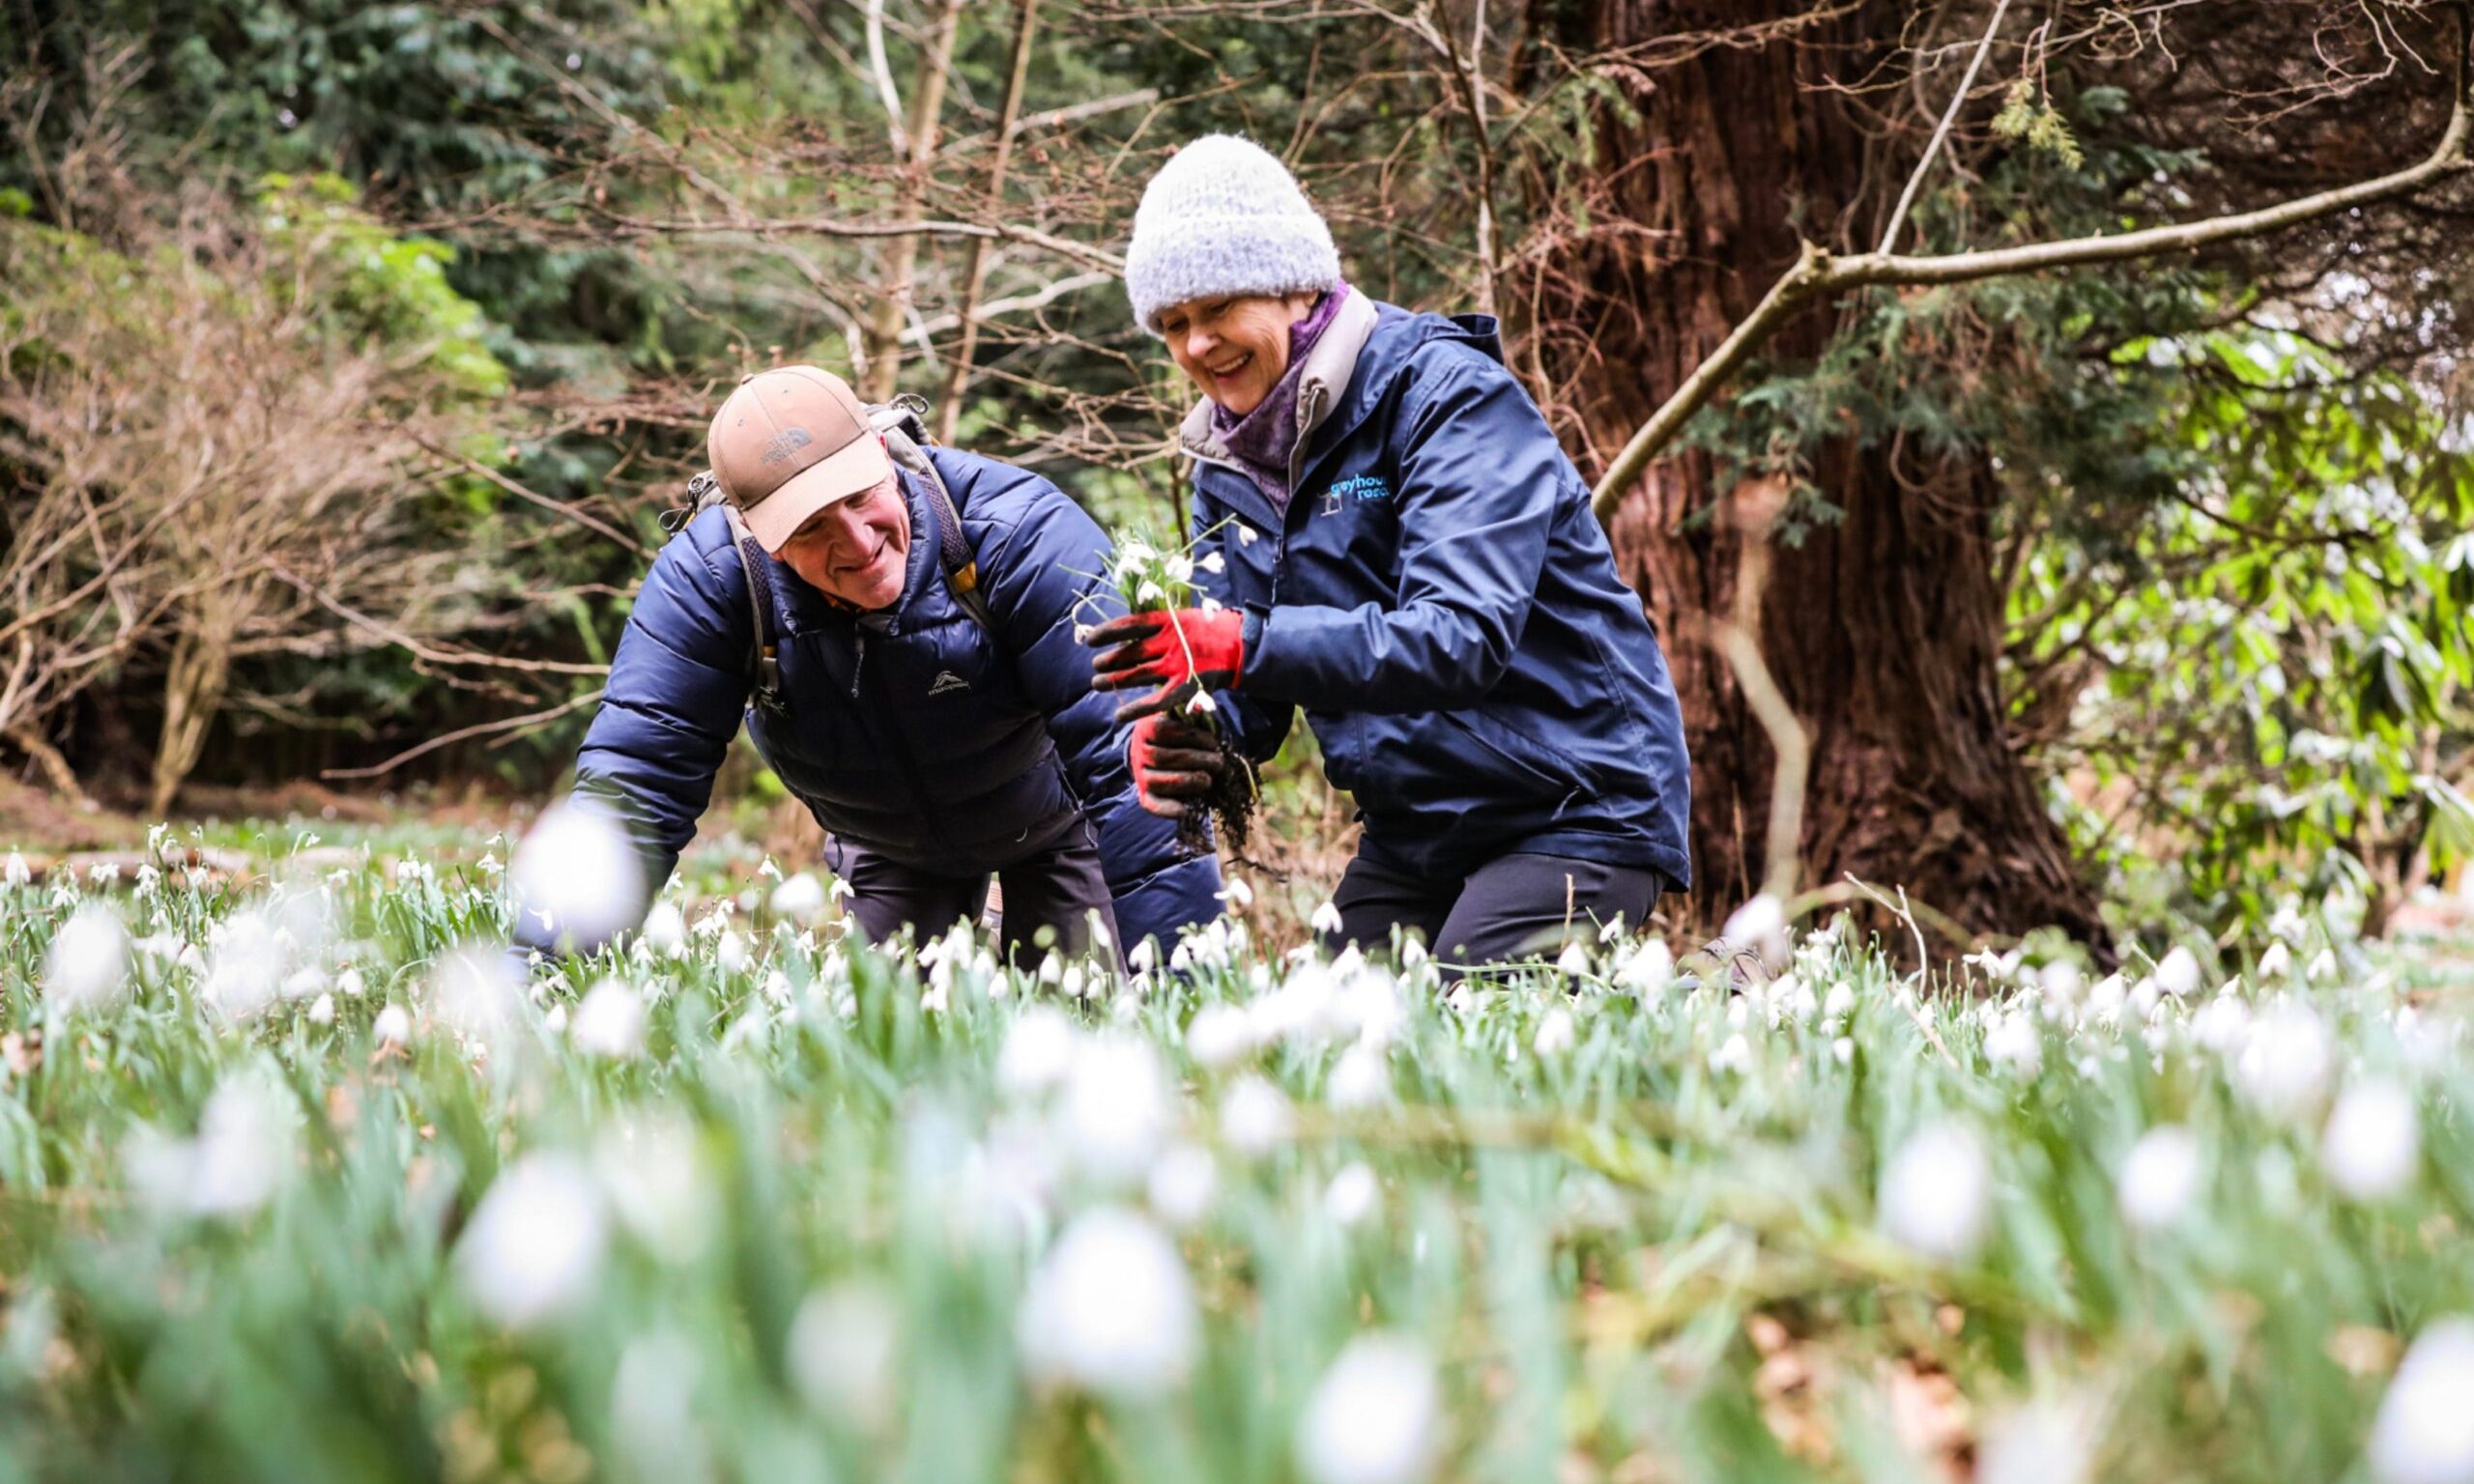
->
[928,670,972,696]
[1317,474,1392,514]
[759,426,813,465]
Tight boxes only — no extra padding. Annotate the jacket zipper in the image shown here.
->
[849,623,959,856]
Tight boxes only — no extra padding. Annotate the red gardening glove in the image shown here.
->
[1083,606,1246,721]
[1128,711,1225,818]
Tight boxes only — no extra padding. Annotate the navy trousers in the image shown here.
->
[828,829,1118,967]
[1326,848,1666,965]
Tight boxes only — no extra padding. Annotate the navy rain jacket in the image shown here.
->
[1189,302,1693,889]
[571,447,1223,950]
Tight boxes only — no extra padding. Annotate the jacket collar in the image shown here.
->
[1179,289,1382,474]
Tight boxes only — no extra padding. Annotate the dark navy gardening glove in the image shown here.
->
[1083,607,1247,721]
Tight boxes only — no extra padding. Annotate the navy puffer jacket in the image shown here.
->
[570,446,1223,950]
[1190,302,1693,889]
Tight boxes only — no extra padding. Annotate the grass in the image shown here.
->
[0,822,2469,1484]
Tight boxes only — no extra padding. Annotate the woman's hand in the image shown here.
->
[1083,607,1246,719]
[1128,709,1227,818]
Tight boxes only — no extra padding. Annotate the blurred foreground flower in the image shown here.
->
[454,1153,608,1328]
[1881,1122,1992,1261]
[511,799,646,952]
[43,904,129,1013]
[2117,1125,2202,1233]
[1018,1208,1197,1397]
[2371,1318,2474,1484]
[1297,1334,1440,1484]
[790,1281,900,1433]
[2320,1080,2420,1202]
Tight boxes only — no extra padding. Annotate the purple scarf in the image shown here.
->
[1208,283,1352,510]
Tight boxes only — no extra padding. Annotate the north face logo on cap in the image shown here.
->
[928,671,971,696]
[759,426,814,466]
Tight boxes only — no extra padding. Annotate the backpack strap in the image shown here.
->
[870,399,995,634]
[674,470,785,714]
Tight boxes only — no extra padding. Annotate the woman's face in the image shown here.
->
[776,470,911,610]
[1159,292,1320,417]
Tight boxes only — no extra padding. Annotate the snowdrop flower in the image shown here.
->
[335,967,366,998]
[1721,893,1784,947]
[128,1070,302,1219]
[2370,1318,2474,1484]
[2191,995,2251,1054]
[43,904,129,1012]
[596,1115,714,1265]
[1533,1006,1577,1056]
[2,851,28,887]
[2086,974,2127,1026]
[1327,1041,1393,1110]
[1197,551,1226,574]
[1708,1032,1753,1076]
[998,1005,1078,1100]
[2153,946,2202,999]
[640,900,687,956]
[373,1003,412,1046]
[1310,900,1345,937]
[428,943,521,1045]
[1977,1395,2099,1484]
[1148,1143,1219,1228]
[1297,1335,1440,1484]
[1018,1208,1197,1397]
[1186,1003,1254,1070]
[1220,1074,1294,1155]
[2039,958,2085,1007]
[1983,1010,2041,1078]
[201,910,286,1019]
[715,928,751,973]
[571,978,647,1059]
[2306,948,2338,983]
[1186,689,1219,716]
[543,1004,570,1034]
[1616,938,1673,998]
[1881,1122,1992,1262]
[1832,1036,1856,1067]
[1821,982,1858,1024]
[2234,1002,2331,1122]
[2256,940,2291,980]
[609,1329,707,1482]
[1060,1033,1170,1184]
[1325,1161,1380,1226]
[789,1281,900,1433]
[509,800,645,952]
[1554,940,1590,978]
[307,992,335,1026]
[2320,1080,2420,1202]
[454,1154,608,1328]
[771,871,828,926]
[2117,1125,2202,1232]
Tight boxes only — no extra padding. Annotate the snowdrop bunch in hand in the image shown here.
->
[509,797,646,954]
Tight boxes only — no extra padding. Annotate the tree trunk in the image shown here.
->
[151,601,239,819]
[1526,0,2104,945]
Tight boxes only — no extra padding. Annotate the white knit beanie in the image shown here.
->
[1123,134,1341,333]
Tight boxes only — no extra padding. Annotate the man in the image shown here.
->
[534,365,1221,964]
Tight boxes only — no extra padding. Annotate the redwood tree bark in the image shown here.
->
[1525,0,2105,943]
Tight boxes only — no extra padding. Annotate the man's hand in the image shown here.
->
[1129,709,1226,818]
[1083,607,1245,720]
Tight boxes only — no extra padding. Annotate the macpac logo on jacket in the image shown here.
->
[571,446,1223,950]
[1182,301,1693,889]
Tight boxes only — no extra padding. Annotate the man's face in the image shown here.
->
[1159,292,1320,418]
[775,469,910,610]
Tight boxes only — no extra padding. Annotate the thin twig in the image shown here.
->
[320,690,606,782]
[1879,0,2017,255]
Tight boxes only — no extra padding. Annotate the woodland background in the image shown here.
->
[3,0,2471,949]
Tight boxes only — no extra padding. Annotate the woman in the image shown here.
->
[1083,134,1691,963]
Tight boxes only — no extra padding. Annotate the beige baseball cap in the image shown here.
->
[706,366,895,552]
